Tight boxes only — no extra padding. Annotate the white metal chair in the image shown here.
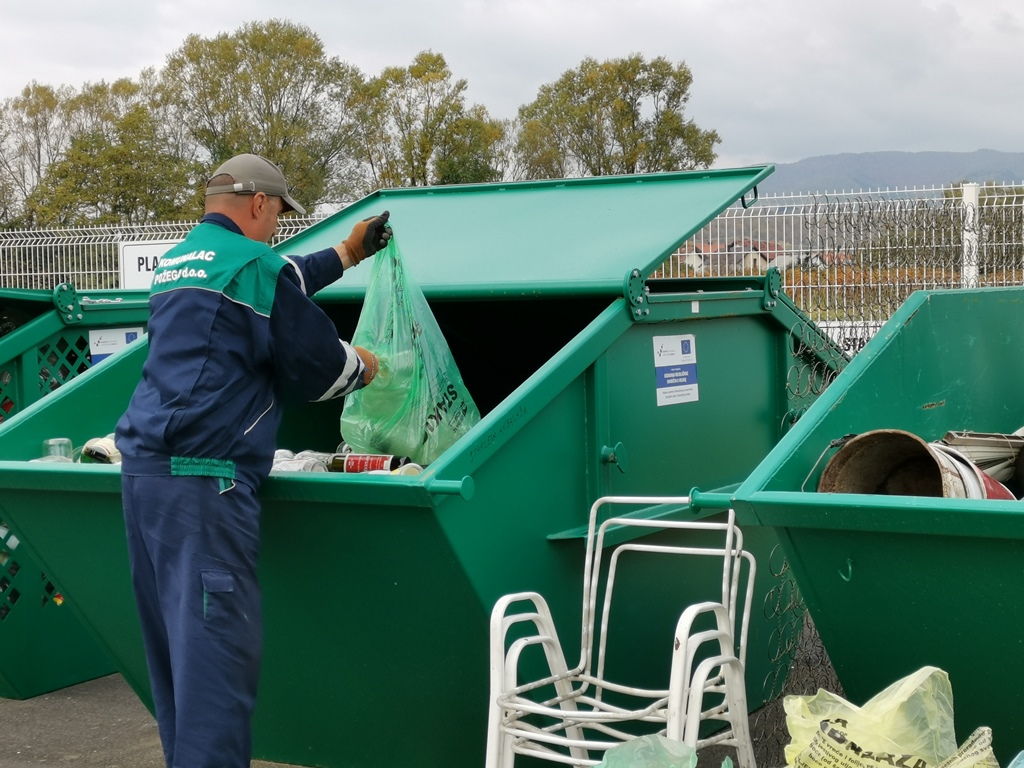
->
[486,495,756,768]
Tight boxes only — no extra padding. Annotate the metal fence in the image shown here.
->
[0,216,329,291]
[4,182,1024,351]
[653,181,1024,354]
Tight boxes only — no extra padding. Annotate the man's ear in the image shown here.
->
[250,191,269,219]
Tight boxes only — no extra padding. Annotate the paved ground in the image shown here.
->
[0,673,297,767]
[0,620,837,767]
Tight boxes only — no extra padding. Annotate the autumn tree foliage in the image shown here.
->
[0,23,720,227]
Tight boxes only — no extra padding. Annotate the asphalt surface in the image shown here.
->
[0,617,839,767]
[0,673,297,767]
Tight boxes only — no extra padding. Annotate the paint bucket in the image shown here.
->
[818,428,1015,499]
[932,442,1016,500]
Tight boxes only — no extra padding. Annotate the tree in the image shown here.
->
[348,51,504,189]
[509,115,568,181]
[161,19,363,209]
[434,105,505,185]
[515,54,720,179]
[0,167,16,226]
[26,77,204,227]
[0,82,76,227]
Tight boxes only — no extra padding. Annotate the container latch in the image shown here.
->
[740,185,759,209]
[600,442,629,474]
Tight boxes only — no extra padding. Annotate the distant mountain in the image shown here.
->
[757,149,1024,195]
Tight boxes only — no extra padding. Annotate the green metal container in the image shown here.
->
[0,283,149,424]
[0,517,113,700]
[0,170,847,765]
[733,286,1024,766]
[0,283,149,699]
[0,286,50,334]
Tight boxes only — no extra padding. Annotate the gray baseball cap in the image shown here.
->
[205,153,306,215]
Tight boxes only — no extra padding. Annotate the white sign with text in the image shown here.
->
[653,333,699,406]
[119,240,180,290]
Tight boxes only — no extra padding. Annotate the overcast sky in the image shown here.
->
[2,0,1022,169]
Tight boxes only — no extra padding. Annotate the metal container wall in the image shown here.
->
[733,286,1024,767]
[0,287,51,338]
[0,170,848,765]
[0,284,148,699]
[0,517,115,699]
[0,284,150,423]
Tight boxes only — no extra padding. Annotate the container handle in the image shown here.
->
[425,475,475,501]
[740,186,759,209]
[801,433,858,492]
[687,488,733,511]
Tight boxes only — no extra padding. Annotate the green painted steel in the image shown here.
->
[0,285,150,424]
[0,170,854,765]
[0,284,147,699]
[0,515,114,700]
[733,286,1024,766]
[283,169,773,300]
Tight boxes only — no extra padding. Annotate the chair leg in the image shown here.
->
[723,658,756,768]
[681,655,756,768]
[487,592,589,768]
[666,601,734,738]
[485,694,511,768]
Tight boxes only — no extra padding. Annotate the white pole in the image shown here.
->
[961,182,980,289]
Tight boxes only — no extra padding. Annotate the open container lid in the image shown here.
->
[278,167,774,300]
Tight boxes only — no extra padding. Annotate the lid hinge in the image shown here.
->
[624,268,649,319]
[52,283,83,325]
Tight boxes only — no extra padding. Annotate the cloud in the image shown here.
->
[3,0,1024,168]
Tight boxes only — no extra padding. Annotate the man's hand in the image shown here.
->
[339,211,392,267]
[353,346,379,386]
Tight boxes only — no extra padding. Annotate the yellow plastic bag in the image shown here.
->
[785,667,998,768]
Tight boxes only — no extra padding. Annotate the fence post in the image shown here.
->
[961,182,980,289]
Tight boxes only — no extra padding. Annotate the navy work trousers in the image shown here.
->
[122,473,263,768]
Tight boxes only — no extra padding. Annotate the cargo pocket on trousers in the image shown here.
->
[200,569,236,627]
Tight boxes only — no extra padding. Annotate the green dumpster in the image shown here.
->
[733,285,1024,766]
[0,286,51,340]
[0,170,847,766]
[0,283,149,699]
[0,283,149,423]
[0,518,113,700]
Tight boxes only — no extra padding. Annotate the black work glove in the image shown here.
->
[342,210,392,265]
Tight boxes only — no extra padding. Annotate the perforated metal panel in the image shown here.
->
[0,325,141,425]
[0,522,65,620]
[0,521,23,624]
[37,331,92,395]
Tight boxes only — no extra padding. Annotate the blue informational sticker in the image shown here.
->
[653,334,698,406]
[89,327,144,364]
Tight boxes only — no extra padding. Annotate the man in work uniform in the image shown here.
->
[115,153,392,768]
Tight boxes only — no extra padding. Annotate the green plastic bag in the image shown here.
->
[340,236,480,466]
[595,735,697,768]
